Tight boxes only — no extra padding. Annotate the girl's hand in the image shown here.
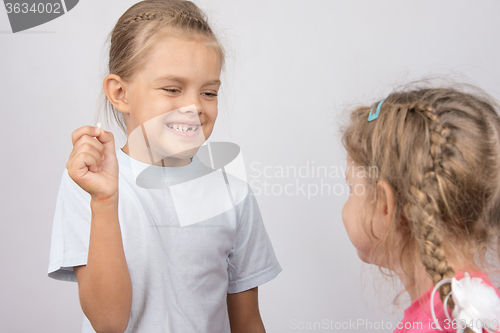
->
[66,126,119,203]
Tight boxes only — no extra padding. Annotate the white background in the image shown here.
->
[1,1,500,332]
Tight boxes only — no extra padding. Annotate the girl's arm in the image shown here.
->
[227,287,266,333]
[67,126,132,333]
[74,199,131,333]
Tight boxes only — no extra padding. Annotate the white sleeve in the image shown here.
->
[47,169,91,282]
[226,186,282,294]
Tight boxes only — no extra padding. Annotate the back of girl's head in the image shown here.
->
[101,0,224,133]
[342,83,500,305]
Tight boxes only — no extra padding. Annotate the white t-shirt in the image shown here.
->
[47,148,282,333]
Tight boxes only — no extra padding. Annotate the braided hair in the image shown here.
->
[342,85,500,324]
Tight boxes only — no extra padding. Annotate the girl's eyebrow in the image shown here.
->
[205,79,222,86]
[153,75,186,84]
[153,75,221,86]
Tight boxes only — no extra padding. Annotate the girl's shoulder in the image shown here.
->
[394,288,453,333]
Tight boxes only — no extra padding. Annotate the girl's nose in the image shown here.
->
[178,104,199,114]
[179,94,204,115]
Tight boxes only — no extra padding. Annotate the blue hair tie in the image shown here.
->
[368,99,385,122]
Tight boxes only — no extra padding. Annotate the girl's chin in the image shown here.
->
[356,249,373,264]
[155,145,201,160]
[155,131,205,154]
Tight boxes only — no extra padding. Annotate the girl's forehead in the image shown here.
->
[140,37,221,81]
[345,159,369,183]
[152,36,219,62]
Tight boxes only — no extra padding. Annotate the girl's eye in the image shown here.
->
[162,88,180,93]
[202,92,218,97]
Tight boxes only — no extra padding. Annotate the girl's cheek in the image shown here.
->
[341,201,350,230]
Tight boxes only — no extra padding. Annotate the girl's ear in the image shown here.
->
[103,74,131,114]
[375,180,395,230]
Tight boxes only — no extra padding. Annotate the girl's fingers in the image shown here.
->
[67,151,100,178]
[67,125,118,199]
[71,125,101,146]
[82,147,102,172]
[69,125,112,166]
[95,128,116,156]
[71,135,105,160]
[68,141,102,170]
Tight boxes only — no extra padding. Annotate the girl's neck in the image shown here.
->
[394,264,433,303]
[393,257,481,303]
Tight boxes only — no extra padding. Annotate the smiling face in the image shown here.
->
[121,35,221,165]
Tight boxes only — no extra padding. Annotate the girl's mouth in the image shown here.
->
[166,123,200,132]
[165,123,201,137]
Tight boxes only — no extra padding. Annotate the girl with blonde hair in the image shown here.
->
[47,1,281,332]
[342,85,500,332]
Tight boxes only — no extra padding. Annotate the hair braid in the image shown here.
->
[119,10,212,32]
[419,106,480,333]
[408,102,480,333]
[409,103,456,307]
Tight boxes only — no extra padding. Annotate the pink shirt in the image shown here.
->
[394,272,500,333]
